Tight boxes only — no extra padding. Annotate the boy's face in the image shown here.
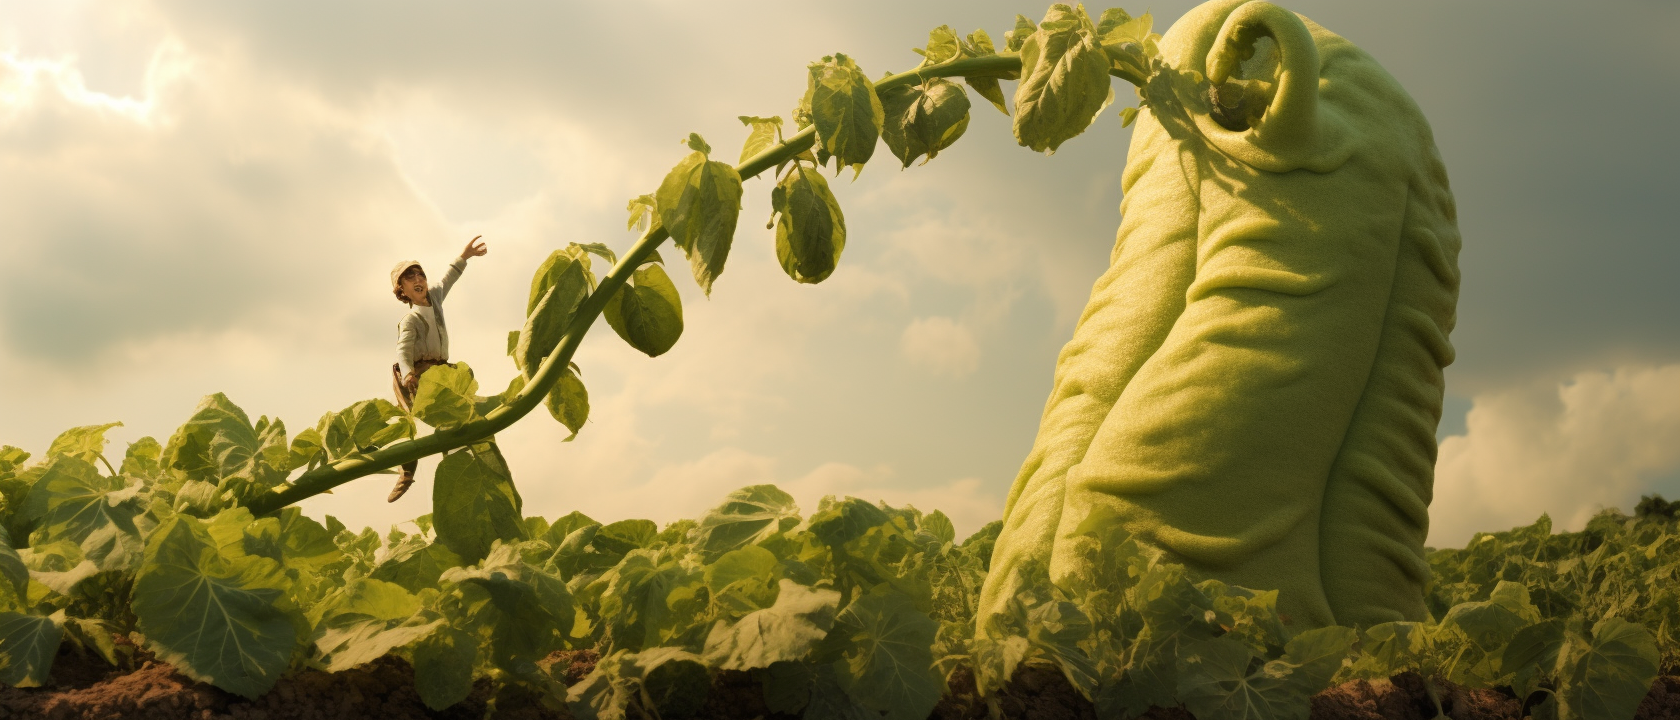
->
[401,269,428,303]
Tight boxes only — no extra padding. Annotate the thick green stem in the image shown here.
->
[246,51,1048,516]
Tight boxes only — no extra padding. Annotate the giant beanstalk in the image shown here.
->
[979,0,1461,629]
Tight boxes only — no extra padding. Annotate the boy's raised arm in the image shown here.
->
[434,235,485,299]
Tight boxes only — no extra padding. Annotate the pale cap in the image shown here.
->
[390,260,424,291]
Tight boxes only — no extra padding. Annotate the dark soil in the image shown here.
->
[4,644,1678,720]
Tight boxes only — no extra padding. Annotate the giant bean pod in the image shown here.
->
[981,0,1461,629]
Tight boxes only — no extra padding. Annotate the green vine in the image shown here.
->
[247,5,1165,516]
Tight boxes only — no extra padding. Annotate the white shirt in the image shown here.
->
[395,257,467,378]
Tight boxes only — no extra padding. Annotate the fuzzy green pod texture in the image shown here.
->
[981,0,1461,630]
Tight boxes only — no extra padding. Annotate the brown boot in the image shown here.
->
[387,472,415,503]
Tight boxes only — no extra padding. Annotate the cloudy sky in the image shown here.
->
[2,1,1676,548]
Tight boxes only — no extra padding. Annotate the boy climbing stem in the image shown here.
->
[388,235,489,502]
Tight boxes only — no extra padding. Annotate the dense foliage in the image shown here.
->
[1,414,1675,720]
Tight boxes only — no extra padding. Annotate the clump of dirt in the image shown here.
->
[1637,675,1680,720]
[934,664,1101,720]
[0,642,564,720]
[538,649,599,688]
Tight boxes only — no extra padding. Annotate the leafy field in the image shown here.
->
[2,414,1678,720]
[0,7,1671,719]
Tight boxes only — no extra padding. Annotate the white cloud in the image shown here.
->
[1428,364,1680,547]
[900,316,980,377]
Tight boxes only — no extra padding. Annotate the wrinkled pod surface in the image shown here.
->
[980,0,1461,629]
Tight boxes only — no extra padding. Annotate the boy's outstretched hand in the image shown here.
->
[460,235,488,261]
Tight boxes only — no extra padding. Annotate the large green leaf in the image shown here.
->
[803,53,883,174]
[1013,4,1113,154]
[1557,617,1660,720]
[327,400,412,455]
[690,485,801,562]
[45,422,122,465]
[442,543,573,672]
[120,436,163,479]
[410,362,481,431]
[527,245,600,315]
[880,78,970,167]
[1503,619,1565,700]
[132,514,298,699]
[0,446,28,474]
[412,624,477,710]
[310,578,442,672]
[517,260,590,379]
[656,133,743,295]
[593,551,705,652]
[705,579,841,670]
[0,610,63,687]
[432,443,524,566]
[771,164,846,284]
[808,497,891,549]
[264,508,343,574]
[544,365,589,440]
[161,393,260,483]
[1176,626,1356,720]
[603,257,683,358]
[568,648,711,720]
[370,534,463,593]
[638,647,711,719]
[23,456,144,572]
[831,590,942,720]
[804,662,878,720]
[1357,621,1430,678]
[1026,600,1098,697]
[918,510,955,546]
[960,29,1011,115]
[0,526,25,610]
[738,115,784,164]
[1444,580,1540,653]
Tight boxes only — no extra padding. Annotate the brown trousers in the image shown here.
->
[392,358,450,476]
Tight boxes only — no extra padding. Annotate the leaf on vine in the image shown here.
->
[1013,4,1113,154]
[545,364,589,441]
[432,442,524,566]
[604,258,683,357]
[803,53,884,177]
[962,29,1011,115]
[517,260,589,380]
[656,135,743,295]
[1005,15,1037,52]
[575,242,618,267]
[527,247,594,316]
[411,362,481,431]
[880,78,971,167]
[739,115,784,165]
[770,164,846,284]
[914,25,961,66]
[1098,9,1157,84]
[626,194,659,234]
